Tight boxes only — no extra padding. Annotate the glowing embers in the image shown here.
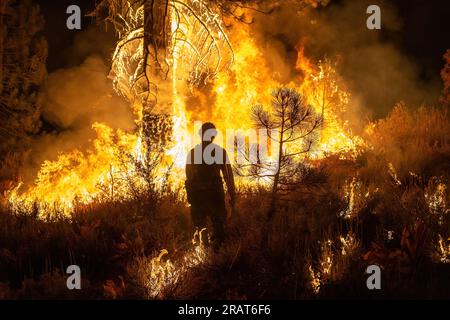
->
[131,229,209,299]
[434,235,450,264]
[307,239,334,295]
[388,162,402,185]
[308,233,361,294]
[338,177,374,219]
[425,177,449,225]
[425,178,450,264]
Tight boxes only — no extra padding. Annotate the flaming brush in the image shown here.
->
[0,0,449,302]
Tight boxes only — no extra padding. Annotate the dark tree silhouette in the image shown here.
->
[0,0,47,158]
[441,49,450,105]
[247,88,323,221]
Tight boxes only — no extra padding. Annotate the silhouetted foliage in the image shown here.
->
[441,50,450,105]
[244,87,323,221]
[0,0,47,159]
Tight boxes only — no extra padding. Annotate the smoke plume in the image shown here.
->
[21,27,134,184]
[250,0,442,120]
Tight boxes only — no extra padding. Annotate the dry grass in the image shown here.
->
[0,105,449,299]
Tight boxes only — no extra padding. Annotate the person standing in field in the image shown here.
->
[185,122,236,248]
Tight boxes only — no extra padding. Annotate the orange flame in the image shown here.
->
[8,2,364,216]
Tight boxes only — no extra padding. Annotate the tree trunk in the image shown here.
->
[263,107,285,248]
[268,108,285,221]
[144,0,170,78]
[142,0,172,147]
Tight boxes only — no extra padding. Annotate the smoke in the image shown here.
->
[42,56,133,132]
[250,0,442,120]
[21,27,134,184]
[20,1,444,181]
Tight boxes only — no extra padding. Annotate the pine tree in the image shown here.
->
[249,88,323,220]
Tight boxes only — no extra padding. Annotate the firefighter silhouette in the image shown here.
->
[185,122,236,247]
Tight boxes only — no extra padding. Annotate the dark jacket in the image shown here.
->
[185,143,235,204]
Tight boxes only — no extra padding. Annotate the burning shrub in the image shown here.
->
[365,103,450,183]
[433,235,450,264]
[307,233,361,295]
[126,230,208,299]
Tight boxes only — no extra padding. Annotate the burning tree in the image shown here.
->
[249,88,323,220]
[295,52,361,157]
[302,58,348,119]
[6,0,347,215]
[91,0,329,147]
[91,0,236,148]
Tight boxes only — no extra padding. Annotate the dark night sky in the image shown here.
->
[384,0,450,80]
[37,0,450,80]
[37,0,107,71]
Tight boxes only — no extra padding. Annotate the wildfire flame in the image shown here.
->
[136,228,208,298]
[308,233,360,294]
[7,0,364,216]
